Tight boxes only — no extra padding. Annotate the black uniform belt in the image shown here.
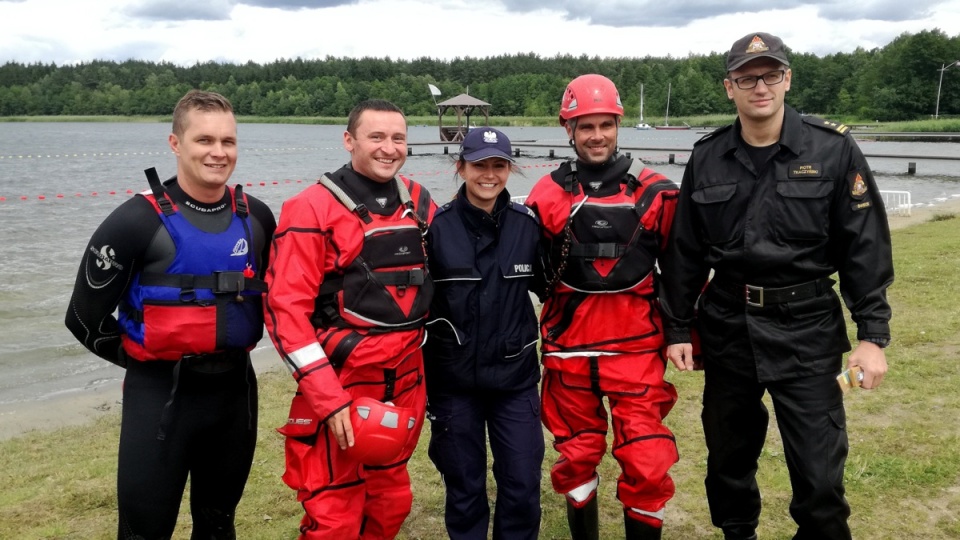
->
[711,277,831,307]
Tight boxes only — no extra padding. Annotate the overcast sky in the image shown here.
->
[1,0,958,66]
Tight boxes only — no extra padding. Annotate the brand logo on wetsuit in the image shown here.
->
[396,245,410,256]
[376,197,388,208]
[231,238,249,256]
[588,181,602,192]
[182,199,229,213]
[91,244,124,271]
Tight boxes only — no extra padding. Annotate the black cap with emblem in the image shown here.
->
[726,32,790,72]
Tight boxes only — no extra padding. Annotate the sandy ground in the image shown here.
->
[2,198,958,442]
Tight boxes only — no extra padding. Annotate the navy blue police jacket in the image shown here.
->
[424,185,542,395]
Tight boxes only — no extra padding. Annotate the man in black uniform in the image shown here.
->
[660,32,893,540]
[65,90,276,539]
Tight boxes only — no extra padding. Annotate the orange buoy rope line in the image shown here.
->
[0,162,563,202]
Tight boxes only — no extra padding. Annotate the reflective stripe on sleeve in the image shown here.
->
[288,342,327,370]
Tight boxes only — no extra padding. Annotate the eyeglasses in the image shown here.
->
[730,69,786,90]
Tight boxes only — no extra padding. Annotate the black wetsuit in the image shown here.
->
[65,176,276,539]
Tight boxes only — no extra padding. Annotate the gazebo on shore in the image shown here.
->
[435,94,491,142]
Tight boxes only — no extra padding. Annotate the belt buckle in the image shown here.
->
[745,284,764,307]
[214,271,244,293]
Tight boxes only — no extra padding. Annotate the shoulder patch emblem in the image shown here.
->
[849,171,867,199]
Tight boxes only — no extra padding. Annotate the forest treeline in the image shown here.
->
[1,29,959,122]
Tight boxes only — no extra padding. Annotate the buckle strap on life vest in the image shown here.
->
[145,167,175,216]
[563,161,579,194]
[139,271,267,294]
[569,243,626,259]
[234,184,248,217]
[319,174,372,223]
[623,159,647,196]
[317,264,425,297]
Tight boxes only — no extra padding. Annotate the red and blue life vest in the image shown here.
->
[119,169,266,361]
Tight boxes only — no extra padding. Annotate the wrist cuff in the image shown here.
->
[861,337,890,349]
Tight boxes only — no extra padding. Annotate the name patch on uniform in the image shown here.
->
[788,163,822,178]
[514,264,532,273]
[851,201,872,211]
[848,170,868,199]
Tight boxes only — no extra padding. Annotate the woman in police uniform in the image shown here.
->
[423,127,544,540]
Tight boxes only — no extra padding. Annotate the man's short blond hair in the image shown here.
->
[172,90,234,136]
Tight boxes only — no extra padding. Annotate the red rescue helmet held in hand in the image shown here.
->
[348,397,417,466]
[559,74,624,126]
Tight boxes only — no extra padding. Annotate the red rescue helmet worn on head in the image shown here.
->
[559,74,624,126]
[348,397,417,466]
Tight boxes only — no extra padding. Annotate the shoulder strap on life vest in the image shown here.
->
[319,174,372,223]
[620,159,676,216]
[408,177,432,223]
[623,158,648,196]
[144,167,175,216]
[319,174,427,226]
[234,184,248,218]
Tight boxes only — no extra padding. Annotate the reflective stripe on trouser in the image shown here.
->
[540,358,678,518]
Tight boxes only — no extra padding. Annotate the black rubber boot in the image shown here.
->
[624,510,662,540]
[566,496,599,540]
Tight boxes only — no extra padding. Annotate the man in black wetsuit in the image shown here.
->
[65,90,276,539]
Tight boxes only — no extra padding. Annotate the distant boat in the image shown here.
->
[635,83,651,130]
[654,82,691,130]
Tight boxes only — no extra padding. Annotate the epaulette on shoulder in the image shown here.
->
[509,201,539,223]
[693,124,732,146]
[802,115,852,136]
[434,200,454,217]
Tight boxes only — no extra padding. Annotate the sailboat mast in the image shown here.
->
[665,82,671,127]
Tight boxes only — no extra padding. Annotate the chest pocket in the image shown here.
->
[691,183,740,245]
[775,180,833,241]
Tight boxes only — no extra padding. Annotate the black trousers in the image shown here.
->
[426,386,544,540]
[117,358,258,540]
[702,363,851,540]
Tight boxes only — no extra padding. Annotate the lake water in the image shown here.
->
[1,122,958,406]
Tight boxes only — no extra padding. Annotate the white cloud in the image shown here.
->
[0,0,958,66]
